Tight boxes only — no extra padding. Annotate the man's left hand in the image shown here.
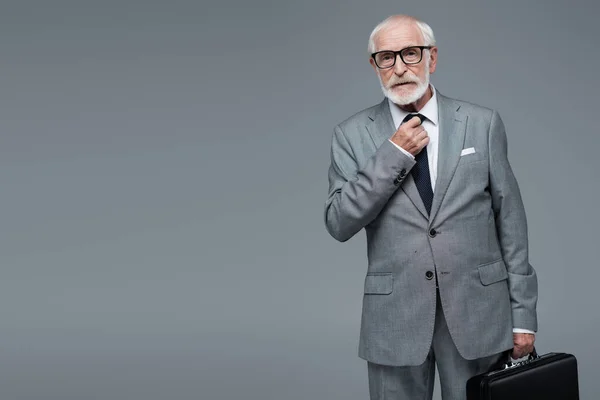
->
[512,333,535,359]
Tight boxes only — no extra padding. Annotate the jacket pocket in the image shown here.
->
[364,273,393,294]
[456,152,487,167]
[478,259,508,285]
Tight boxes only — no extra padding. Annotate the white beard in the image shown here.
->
[378,60,430,106]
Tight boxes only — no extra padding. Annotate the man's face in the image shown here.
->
[370,23,438,105]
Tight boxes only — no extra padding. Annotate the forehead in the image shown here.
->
[374,22,423,51]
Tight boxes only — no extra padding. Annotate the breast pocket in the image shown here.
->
[457,150,487,167]
[453,156,489,190]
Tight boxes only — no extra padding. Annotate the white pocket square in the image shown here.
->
[460,147,476,156]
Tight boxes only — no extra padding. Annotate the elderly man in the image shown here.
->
[323,15,538,400]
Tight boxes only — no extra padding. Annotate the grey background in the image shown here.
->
[0,0,598,399]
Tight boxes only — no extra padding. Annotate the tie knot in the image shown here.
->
[402,113,426,125]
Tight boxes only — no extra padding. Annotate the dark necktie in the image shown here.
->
[401,113,433,214]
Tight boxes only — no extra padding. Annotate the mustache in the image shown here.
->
[385,74,420,88]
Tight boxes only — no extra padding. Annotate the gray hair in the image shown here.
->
[368,15,436,54]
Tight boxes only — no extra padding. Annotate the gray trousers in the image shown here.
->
[367,289,508,400]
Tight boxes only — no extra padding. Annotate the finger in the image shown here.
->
[511,348,525,359]
[413,129,428,140]
[525,344,535,354]
[411,130,424,141]
[414,127,427,137]
[404,116,423,128]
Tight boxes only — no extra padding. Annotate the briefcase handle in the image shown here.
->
[502,347,539,370]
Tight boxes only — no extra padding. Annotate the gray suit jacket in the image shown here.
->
[324,91,538,366]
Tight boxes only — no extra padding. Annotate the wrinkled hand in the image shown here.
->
[511,333,535,359]
[389,116,429,156]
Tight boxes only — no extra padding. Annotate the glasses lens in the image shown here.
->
[401,47,422,64]
[375,52,396,68]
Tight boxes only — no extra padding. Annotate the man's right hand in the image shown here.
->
[390,116,430,156]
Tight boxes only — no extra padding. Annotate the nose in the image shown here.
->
[393,54,408,75]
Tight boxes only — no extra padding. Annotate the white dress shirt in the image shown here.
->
[387,85,535,336]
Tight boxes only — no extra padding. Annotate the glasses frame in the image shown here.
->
[371,46,433,69]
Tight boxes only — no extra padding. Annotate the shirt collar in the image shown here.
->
[389,84,439,129]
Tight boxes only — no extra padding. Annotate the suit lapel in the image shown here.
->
[366,98,428,219]
[428,93,467,224]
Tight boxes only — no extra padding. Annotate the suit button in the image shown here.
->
[425,271,434,280]
[429,229,437,237]
[400,169,407,177]
[393,178,401,185]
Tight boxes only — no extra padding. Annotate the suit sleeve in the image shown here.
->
[488,110,538,332]
[324,124,416,242]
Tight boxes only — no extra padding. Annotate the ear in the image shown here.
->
[369,56,378,73]
[428,47,438,74]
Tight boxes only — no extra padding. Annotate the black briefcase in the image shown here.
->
[466,349,579,400]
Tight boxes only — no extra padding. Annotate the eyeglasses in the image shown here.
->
[371,46,433,69]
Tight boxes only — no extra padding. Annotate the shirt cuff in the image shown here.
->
[512,328,535,335]
[388,139,415,159]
